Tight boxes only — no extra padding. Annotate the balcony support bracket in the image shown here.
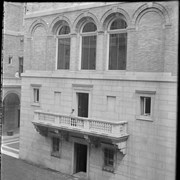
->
[113,140,127,155]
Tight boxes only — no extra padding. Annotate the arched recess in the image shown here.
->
[28,18,48,37]
[133,2,167,72]
[132,2,171,28]
[49,15,72,35]
[72,11,100,33]
[31,20,47,71]
[2,92,20,132]
[101,7,131,31]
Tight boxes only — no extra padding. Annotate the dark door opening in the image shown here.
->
[19,57,23,77]
[77,93,88,118]
[74,143,87,173]
[17,109,20,128]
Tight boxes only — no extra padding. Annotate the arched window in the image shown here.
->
[81,22,97,70]
[57,25,70,69]
[108,18,127,70]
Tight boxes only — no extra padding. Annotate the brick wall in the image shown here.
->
[3,34,23,77]
[23,1,178,75]
[3,2,24,78]
[4,2,24,32]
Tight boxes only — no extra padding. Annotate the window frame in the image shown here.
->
[19,56,23,77]
[80,21,97,70]
[140,96,151,116]
[31,84,41,106]
[33,88,39,103]
[51,136,61,158]
[101,144,117,173]
[56,24,71,70]
[72,84,93,118]
[8,56,13,65]
[135,90,156,121]
[107,18,127,71]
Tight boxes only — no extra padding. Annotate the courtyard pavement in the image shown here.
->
[1,133,19,158]
[1,131,80,180]
[1,154,78,180]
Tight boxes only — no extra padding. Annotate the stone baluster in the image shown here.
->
[112,123,119,136]
[54,115,59,125]
[34,112,39,121]
[84,119,90,131]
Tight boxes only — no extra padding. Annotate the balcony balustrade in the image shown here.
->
[32,110,129,154]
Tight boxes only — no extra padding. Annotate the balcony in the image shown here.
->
[32,110,129,154]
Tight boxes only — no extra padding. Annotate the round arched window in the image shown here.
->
[58,25,70,35]
[82,22,97,33]
[110,19,127,30]
[108,18,127,70]
[57,24,71,70]
[81,22,97,70]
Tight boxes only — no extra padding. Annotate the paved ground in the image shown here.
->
[1,131,79,180]
[1,154,78,180]
[1,133,19,158]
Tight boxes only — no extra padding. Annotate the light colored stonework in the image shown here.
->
[19,2,178,180]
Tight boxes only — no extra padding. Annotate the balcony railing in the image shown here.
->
[33,110,128,139]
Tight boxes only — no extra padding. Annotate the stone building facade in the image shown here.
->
[2,2,25,132]
[19,2,178,180]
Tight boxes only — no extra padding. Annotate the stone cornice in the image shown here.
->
[21,71,177,83]
[3,30,24,36]
[24,3,117,19]
[3,85,21,88]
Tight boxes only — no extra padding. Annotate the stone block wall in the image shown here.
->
[19,2,178,180]
[19,72,177,180]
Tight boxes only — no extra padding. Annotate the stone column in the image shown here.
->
[46,35,56,71]
[96,31,104,71]
[25,36,32,70]
[70,33,77,71]
[126,27,136,71]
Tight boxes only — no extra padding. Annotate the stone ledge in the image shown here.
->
[21,71,177,83]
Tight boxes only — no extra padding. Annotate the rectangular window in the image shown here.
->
[104,148,114,167]
[81,36,96,69]
[19,57,23,76]
[140,96,151,116]
[109,33,127,70]
[103,148,115,173]
[77,93,89,118]
[33,88,39,103]
[8,56,13,64]
[51,137,61,158]
[57,38,70,69]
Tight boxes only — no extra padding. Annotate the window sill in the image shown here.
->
[136,115,153,122]
[102,166,115,173]
[80,69,96,71]
[51,152,61,158]
[31,103,40,107]
[56,69,70,70]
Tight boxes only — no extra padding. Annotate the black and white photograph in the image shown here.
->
[1,1,178,180]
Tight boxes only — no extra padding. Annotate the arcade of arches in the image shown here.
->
[2,93,20,133]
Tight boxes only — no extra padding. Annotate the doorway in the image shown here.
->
[18,109,20,128]
[74,143,87,173]
[19,57,23,77]
[77,93,88,118]
[3,93,20,133]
